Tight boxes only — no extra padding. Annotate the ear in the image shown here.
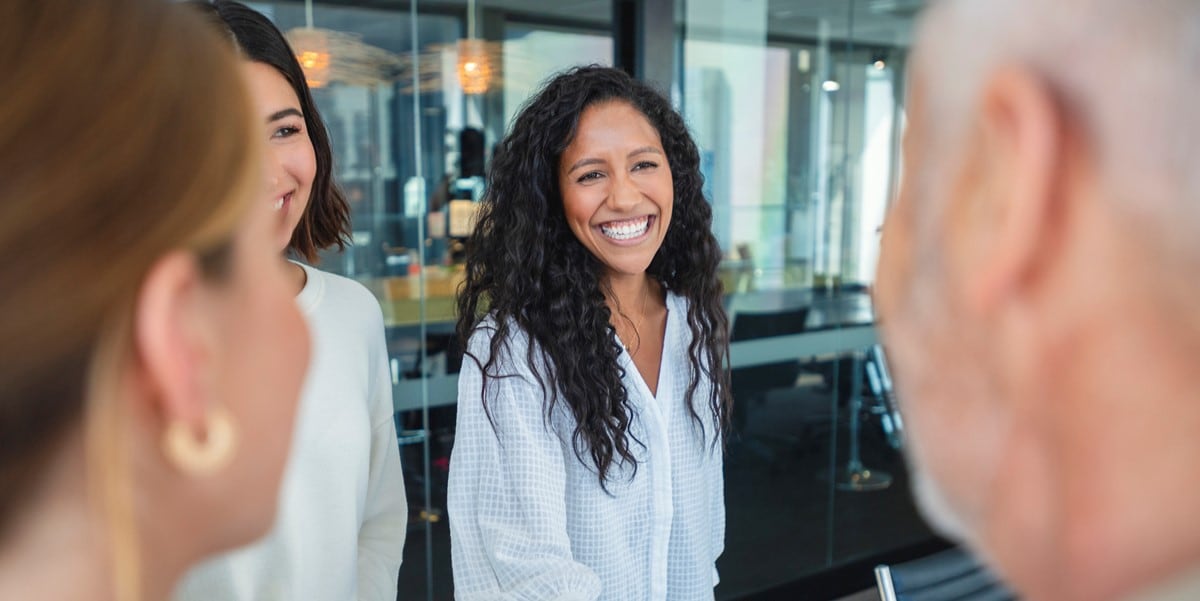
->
[954,66,1063,314]
[131,252,215,431]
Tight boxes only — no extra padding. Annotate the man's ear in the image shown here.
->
[954,66,1063,314]
[131,252,215,431]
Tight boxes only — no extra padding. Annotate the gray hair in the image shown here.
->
[912,0,1200,268]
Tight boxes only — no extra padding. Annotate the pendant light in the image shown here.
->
[288,0,331,88]
[286,0,401,89]
[456,0,493,95]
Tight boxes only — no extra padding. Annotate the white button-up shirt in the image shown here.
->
[448,291,725,600]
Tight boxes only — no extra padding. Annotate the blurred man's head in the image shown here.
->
[876,1,1200,599]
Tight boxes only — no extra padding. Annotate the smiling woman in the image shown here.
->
[559,100,677,388]
[240,61,317,253]
[175,3,407,601]
[449,65,732,600]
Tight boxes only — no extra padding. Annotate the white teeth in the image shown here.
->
[600,217,650,240]
[272,197,285,211]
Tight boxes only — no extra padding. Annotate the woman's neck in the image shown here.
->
[605,273,657,313]
[0,491,113,599]
[0,443,189,601]
[288,257,308,296]
[604,273,665,354]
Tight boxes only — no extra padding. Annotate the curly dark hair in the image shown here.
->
[456,65,732,486]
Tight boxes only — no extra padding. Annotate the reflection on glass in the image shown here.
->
[503,24,612,127]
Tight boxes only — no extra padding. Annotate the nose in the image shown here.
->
[606,171,640,212]
[263,145,285,192]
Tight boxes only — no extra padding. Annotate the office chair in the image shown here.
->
[865,344,904,451]
[875,547,1016,601]
[729,306,811,389]
[728,306,814,464]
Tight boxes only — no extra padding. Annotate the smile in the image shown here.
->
[272,191,292,212]
[597,215,654,241]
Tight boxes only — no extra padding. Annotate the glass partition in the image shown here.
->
[679,0,934,597]
[246,0,932,598]
[250,2,616,598]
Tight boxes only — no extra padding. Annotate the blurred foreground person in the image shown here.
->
[0,1,308,600]
[875,1,1200,600]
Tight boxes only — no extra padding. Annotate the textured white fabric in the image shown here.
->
[174,263,407,601]
[448,291,725,601]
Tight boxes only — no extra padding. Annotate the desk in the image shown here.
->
[372,272,880,412]
[365,269,465,327]
[369,270,872,328]
[393,323,878,413]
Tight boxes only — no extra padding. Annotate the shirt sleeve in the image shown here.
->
[447,326,602,601]
[356,305,408,601]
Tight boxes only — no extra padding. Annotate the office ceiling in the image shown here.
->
[765,0,924,46]
[286,0,924,49]
[456,0,927,47]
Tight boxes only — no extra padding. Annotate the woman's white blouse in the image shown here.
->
[448,292,725,601]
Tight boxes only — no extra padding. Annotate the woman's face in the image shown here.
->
[558,100,673,280]
[241,61,316,253]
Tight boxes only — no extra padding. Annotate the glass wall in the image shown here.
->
[680,1,933,596]
[247,2,616,598]
[248,0,932,598]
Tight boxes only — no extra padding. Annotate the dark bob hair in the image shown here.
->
[188,0,350,263]
[456,65,732,486]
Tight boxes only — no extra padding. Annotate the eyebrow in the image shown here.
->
[566,146,663,174]
[267,108,303,122]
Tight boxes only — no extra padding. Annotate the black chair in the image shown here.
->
[386,326,462,379]
[728,307,813,464]
[865,344,904,451]
[875,547,1016,601]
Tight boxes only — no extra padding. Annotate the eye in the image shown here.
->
[632,160,659,171]
[272,124,303,139]
[576,171,604,184]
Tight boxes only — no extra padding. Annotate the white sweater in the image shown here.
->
[448,291,725,601]
[175,263,407,601]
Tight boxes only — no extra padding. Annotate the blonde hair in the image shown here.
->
[0,0,259,598]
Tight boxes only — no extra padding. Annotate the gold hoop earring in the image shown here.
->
[162,406,237,476]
